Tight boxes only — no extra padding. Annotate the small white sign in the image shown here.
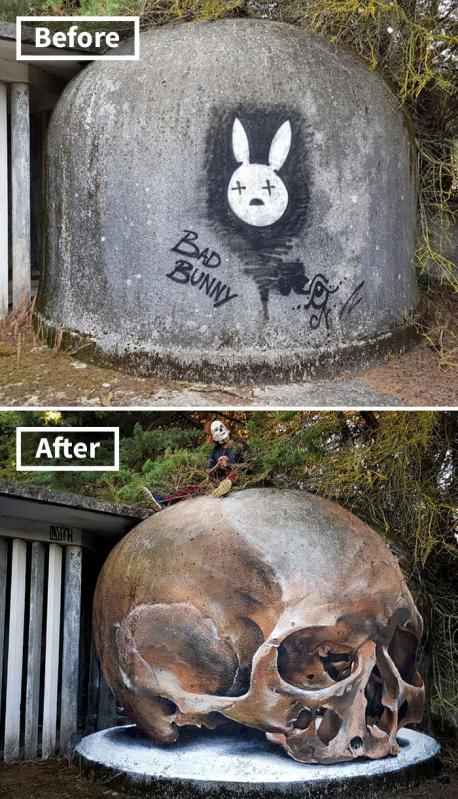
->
[16,427,120,471]
[16,16,140,61]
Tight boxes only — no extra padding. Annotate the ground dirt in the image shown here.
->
[0,759,456,799]
[0,324,456,408]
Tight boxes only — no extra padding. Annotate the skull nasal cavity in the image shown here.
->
[317,709,342,745]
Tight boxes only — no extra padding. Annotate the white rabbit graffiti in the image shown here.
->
[227,117,292,227]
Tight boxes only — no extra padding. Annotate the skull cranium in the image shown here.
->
[93,489,424,764]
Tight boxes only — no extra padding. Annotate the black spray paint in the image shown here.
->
[205,105,313,319]
[166,230,238,308]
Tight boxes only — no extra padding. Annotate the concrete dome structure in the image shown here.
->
[38,19,418,382]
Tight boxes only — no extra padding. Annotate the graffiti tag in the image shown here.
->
[339,280,365,318]
[167,231,238,308]
[244,259,339,328]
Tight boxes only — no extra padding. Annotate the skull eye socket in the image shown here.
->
[277,628,354,688]
[388,627,423,687]
[319,651,353,681]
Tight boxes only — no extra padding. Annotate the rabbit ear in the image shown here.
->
[268,120,292,170]
[232,118,250,164]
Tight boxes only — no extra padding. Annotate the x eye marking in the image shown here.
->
[231,181,246,195]
[262,179,275,196]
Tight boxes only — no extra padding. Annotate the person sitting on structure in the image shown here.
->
[141,419,251,511]
[207,419,251,497]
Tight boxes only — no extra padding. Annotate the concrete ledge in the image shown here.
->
[74,724,440,799]
[36,312,418,384]
[0,478,149,520]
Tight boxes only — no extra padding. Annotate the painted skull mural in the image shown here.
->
[227,118,292,227]
[93,489,425,765]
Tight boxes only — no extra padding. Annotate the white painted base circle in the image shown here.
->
[75,724,440,797]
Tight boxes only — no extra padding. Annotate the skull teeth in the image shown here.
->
[367,723,389,740]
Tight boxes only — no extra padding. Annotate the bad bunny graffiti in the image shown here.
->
[207,105,309,244]
[202,106,366,326]
[228,118,292,227]
[206,106,313,320]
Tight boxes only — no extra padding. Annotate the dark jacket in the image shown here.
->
[207,438,251,477]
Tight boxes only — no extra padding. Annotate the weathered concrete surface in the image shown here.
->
[94,489,425,765]
[74,725,440,799]
[2,325,457,406]
[38,19,418,383]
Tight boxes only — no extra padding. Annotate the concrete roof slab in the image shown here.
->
[0,478,151,539]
